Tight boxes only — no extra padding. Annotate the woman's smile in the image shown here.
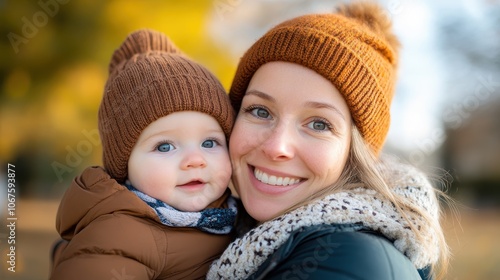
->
[253,166,304,186]
[246,165,305,195]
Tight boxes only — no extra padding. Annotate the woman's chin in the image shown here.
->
[243,197,282,222]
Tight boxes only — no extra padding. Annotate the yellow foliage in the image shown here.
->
[0,108,24,161]
[3,69,31,99]
[1,1,238,189]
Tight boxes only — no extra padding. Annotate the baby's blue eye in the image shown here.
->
[201,139,217,148]
[157,143,174,152]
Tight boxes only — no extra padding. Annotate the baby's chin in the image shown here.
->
[174,198,211,212]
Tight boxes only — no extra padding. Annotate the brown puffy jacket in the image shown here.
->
[50,166,233,280]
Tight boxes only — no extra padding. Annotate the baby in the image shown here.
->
[50,29,236,280]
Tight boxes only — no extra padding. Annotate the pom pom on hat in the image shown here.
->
[229,2,400,155]
[98,29,234,182]
[336,1,400,67]
[108,29,184,76]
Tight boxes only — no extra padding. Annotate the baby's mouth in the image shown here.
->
[178,180,205,187]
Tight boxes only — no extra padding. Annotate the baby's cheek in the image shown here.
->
[216,156,232,185]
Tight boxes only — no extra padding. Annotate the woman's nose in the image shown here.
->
[180,150,207,169]
[260,123,295,161]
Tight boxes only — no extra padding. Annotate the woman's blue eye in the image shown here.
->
[157,143,174,152]
[201,139,217,148]
[308,120,330,131]
[252,107,270,119]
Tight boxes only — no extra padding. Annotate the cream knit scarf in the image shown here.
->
[208,158,440,279]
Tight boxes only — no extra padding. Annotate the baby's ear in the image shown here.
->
[108,29,185,75]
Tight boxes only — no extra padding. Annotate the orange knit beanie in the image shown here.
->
[98,29,235,182]
[229,2,400,154]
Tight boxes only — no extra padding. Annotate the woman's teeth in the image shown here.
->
[254,168,300,186]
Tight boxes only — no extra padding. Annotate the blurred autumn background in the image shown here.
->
[0,0,499,279]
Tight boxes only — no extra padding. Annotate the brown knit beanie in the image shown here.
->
[98,29,235,182]
[230,2,400,155]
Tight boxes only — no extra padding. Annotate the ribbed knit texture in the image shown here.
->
[230,3,399,154]
[98,29,235,182]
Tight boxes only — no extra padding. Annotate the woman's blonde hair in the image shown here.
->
[286,124,451,279]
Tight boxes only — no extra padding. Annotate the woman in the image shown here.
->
[208,2,449,280]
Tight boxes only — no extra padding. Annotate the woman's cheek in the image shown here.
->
[230,120,258,157]
[229,124,244,160]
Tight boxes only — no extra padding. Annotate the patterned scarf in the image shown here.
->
[208,159,440,279]
[125,181,237,234]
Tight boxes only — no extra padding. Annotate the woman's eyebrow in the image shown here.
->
[304,101,346,121]
[245,90,276,102]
